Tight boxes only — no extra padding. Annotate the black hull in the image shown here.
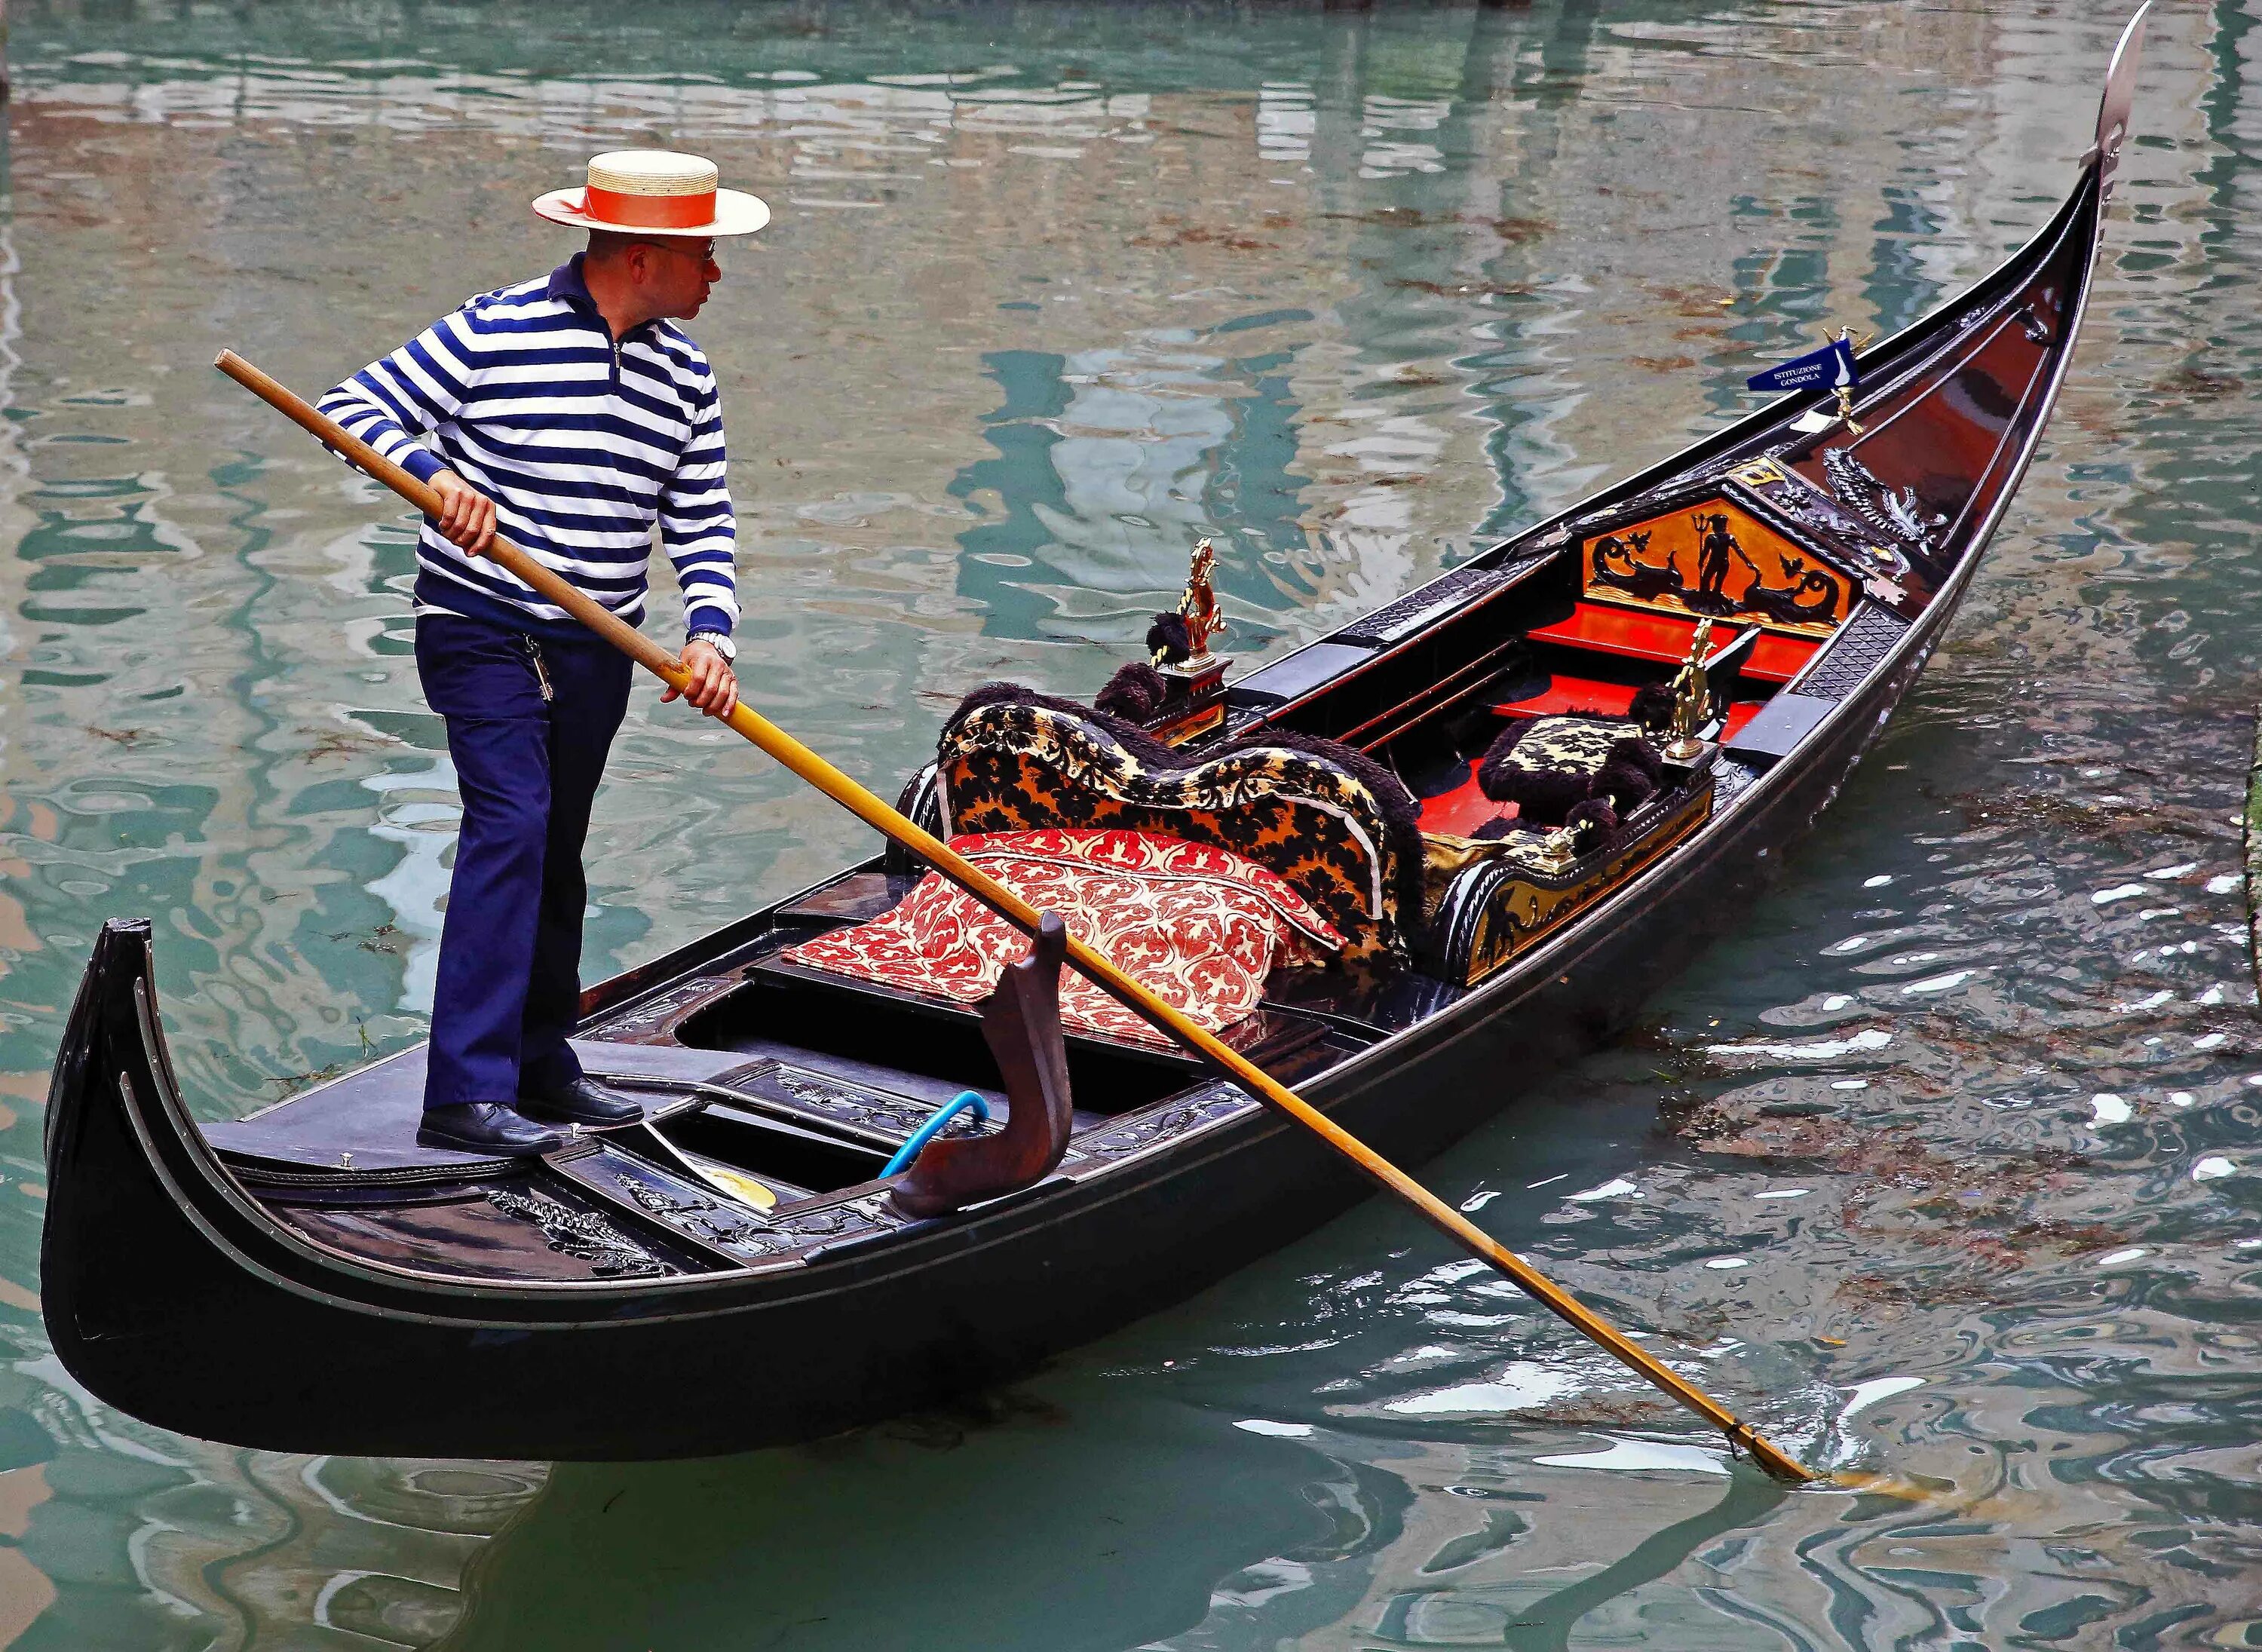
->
[41,24,2142,1457]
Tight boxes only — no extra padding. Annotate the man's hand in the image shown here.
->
[664,639,740,719]
[429,470,498,558]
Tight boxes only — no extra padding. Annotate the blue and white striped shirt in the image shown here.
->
[319,255,737,641]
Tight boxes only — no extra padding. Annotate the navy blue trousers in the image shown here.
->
[416,613,633,1109]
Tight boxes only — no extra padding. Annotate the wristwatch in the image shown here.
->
[686,630,737,664]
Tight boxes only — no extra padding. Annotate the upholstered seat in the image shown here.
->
[932,684,1424,962]
[1476,713,1664,832]
[784,828,1345,1045]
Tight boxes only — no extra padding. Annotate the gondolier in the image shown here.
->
[318,151,771,1155]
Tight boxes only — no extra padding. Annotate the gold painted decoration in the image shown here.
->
[1583,497,1853,637]
[1451,786,1715,985]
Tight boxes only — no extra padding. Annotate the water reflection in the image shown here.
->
[952,329,1323,650]
[3,0,2259,1646]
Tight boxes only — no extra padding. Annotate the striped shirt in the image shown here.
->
[319,255,737,641]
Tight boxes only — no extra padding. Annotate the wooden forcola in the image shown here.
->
[214,348,1825,1486]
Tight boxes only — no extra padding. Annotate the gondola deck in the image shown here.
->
[39,19,2149,1459]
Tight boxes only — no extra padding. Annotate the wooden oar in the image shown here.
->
[217,348,1824,1486]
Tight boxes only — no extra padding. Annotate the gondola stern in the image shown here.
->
[38,918,223,1427]
[42,918,156,1178]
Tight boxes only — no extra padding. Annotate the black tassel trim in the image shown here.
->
[1628,682,1677,732]
[1094,661,1172,722]
[1476,720,1663,824]
[1145,612,1194,664]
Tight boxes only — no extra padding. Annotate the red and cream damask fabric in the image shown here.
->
[935,691,1424,963]
[782,829,1345,1046]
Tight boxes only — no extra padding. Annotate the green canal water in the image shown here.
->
[3,1,2260,1645]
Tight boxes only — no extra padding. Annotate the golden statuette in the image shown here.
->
[1663,614,1718,762]
[1155,538,1228,667]
[1533,823,1583,874]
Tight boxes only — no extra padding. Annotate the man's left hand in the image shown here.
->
[664,639,739,719]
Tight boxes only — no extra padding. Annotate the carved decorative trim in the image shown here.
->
[580,976,740,1044]
[1075,1084,1253,1161]
[611,1171,779,1253]
[774,1194,895,1246]
[1712,758,1761,802]
[1567,456,1739,532]
[486,1188,676,1279]
[1723,462,1909,587]
[1822,447,1945,567]
[1337,566,1513,648]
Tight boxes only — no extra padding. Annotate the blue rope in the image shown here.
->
[882,1090,992,1178]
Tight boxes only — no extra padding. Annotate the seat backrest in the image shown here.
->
[936,685,1424,963]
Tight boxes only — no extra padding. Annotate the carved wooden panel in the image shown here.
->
[1580,497,1853,639]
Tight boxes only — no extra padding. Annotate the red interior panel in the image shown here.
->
[1417,762,1519,837]
[1746,634,1819,682]
[1526,602,1693,664]
[1526,602,1816,683]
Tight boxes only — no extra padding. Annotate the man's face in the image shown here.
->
[639,238,720,320]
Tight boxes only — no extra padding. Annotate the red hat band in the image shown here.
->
[584,185,715,229]
[581,185,718,229]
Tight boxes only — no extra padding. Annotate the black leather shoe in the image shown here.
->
[518,1075,644,1128]
[417,1102,564,1157]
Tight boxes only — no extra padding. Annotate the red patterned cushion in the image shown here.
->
[782,829,1345,1046]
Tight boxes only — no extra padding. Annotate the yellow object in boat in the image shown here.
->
[688,1157,778,1211]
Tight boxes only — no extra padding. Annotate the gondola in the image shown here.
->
[41,18,2149,1460]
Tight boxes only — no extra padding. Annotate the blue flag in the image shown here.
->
[1747,337,1859,396]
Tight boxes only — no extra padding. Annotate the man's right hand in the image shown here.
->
[429,470,498,559]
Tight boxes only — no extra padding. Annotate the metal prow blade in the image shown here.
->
[2087,2,2152,198]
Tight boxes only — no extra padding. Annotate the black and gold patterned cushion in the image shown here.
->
[936,685,1424,962]
[1475,714,1663,826]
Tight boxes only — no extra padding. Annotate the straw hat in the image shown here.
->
[533,150,770,238]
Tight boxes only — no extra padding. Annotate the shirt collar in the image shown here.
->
[547,253,657,342]
[548,253,602,313]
